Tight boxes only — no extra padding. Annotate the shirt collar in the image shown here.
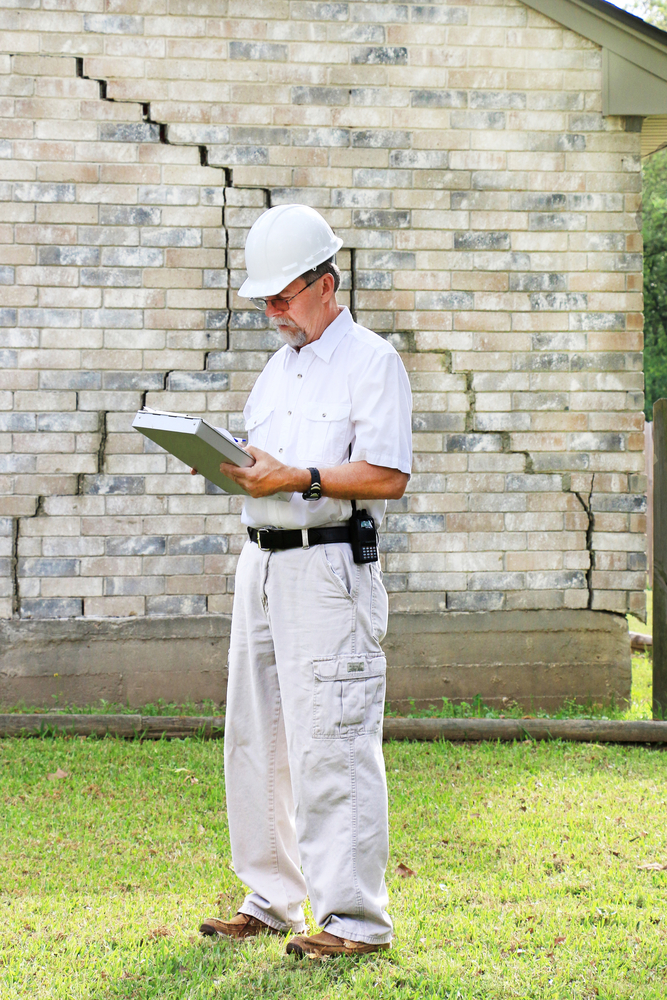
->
[304,307,352,364]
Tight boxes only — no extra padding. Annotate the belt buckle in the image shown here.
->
[256,528,270,551]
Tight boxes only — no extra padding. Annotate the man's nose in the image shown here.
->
[265,299,282,318]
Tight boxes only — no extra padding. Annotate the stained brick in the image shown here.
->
[351,46,407,64]
[292,87,350,105]
[230,42,288,61]
[100,123,160,143]
[83,14,144,33]
[21,598,82,618]
[410,90,467,108]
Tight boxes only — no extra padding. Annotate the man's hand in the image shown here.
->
[219,446,309,498]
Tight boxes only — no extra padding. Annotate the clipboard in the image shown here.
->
[132,408,293,501]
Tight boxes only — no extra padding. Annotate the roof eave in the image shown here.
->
[522,0,667,114]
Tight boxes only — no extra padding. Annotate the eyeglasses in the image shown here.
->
[250,274,321,312]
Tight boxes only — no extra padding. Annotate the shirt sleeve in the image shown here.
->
[349,348,412,475]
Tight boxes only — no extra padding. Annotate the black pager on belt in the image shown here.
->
[349,500,378,564]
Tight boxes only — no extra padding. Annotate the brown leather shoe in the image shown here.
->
[286,930,390,958]
[199,912,284,939]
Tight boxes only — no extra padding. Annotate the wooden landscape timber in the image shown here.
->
[1,714,667,744]
[629,631,653,650]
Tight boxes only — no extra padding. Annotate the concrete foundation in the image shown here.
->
[0,610,631,712]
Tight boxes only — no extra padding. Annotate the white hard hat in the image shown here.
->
[238,204,344,299]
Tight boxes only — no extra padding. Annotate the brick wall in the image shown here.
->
[0,0,647,626]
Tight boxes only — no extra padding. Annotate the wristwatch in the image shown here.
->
[302,467,322,501]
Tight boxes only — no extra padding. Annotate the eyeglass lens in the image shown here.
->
[251,296,290,311]
[250,273,321,312]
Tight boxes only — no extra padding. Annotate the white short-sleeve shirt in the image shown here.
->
[241,306,413,530]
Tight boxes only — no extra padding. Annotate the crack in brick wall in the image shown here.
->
[96,411,107,475]
[12,496,44,619]
[574,477,596,611]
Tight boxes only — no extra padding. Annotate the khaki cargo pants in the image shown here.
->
[224,538,393,944]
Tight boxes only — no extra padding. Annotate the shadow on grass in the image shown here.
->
[100,936,409,1000]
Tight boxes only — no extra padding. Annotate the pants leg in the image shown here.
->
[265,541,393,944]
[224,541,307,932]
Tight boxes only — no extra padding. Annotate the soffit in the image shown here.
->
[641,115,667,156]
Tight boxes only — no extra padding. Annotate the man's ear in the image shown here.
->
[320,272,336,303]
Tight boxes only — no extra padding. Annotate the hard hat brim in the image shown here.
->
[238,235,344,299]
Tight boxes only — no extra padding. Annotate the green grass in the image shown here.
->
[628,588,653,637]
[1,698,225,717]
[1,736,667,999]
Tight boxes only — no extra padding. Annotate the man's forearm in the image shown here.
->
[218,448,409,500]
[319,461,408,501]
[279,461,407,501]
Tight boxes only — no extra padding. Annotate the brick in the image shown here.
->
[99,123,160,143]
[230,42,288,61]
[39,246,100,266]
[106,536,166,556]
[101,247,163,267]
[83,14,144,33]
[292,86,350,105]
[352,209,410,229]
[14,183,75,203]
[19,557,78,578]
[81,268,143,287]
[82,476,145,495]
[410,89,467,108]
[351,47,408,65]
[146,595,206,615]
[21,598,82,618]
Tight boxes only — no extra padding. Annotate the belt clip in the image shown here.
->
[301,528,310,549]
[256,529,269,551]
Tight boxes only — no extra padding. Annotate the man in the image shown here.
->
[197,204,412,958]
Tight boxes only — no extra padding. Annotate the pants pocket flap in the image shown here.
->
[312,653,387,738]
[313,653,386,682]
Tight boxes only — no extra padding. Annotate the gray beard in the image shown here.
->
[270,317,308,350]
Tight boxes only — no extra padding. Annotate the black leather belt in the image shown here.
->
[248,525,351,551]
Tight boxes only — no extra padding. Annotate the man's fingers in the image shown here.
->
[190,468,198,475]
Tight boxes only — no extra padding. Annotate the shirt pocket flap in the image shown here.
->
[313,652,386,682]
[244,405,273,431]
[300,402,350,423]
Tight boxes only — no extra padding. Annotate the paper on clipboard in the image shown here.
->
[132,408,293,501]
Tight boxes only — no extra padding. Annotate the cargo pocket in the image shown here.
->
[312,652,386,739]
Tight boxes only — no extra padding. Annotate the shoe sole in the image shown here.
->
[286,940,389,958]
[199,921,285,939]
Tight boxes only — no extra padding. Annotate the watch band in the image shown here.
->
[302,467,322,501]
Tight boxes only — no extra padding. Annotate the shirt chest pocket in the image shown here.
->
[296,401,351,466]
[244,404,274,452]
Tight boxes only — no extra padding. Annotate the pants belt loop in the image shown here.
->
[301,528,310,549]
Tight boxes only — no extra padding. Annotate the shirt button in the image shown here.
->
[287,411,292,416]
[297,374,302,378]
[279,448,283,453]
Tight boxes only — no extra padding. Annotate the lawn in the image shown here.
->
[2,735,667,1000]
